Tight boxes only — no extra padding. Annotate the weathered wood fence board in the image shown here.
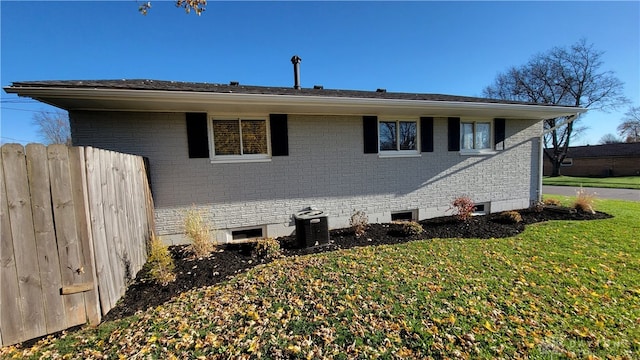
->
[0,144,154,347]
[69,148,100,325]
[2,144,47,341]
[0,149,24,346]
[25,144,67,335]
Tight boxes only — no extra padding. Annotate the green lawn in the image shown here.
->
[543,175,640,189]
[3,198,639,359]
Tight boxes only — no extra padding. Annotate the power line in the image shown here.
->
[1,136,34,143]
[1,107,66,114]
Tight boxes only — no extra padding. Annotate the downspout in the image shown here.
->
[537,113,580,202]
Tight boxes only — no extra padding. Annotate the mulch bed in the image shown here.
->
[102,207,610,322]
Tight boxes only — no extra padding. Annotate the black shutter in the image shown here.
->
[448,117,460,151]
[420,117,434,152]
[363,116,378,154]
[186,113,209,158]
[270,114,289,156]
[494,118,506,150]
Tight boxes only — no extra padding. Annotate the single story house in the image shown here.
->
[5,78,585,244]
[544,143,640,177]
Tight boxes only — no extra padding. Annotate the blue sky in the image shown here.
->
[1,1,638,146]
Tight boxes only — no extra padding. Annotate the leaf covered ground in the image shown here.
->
[2,199,639,359]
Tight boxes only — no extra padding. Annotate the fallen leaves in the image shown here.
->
[2,202,639,359]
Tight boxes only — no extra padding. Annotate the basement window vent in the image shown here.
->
[231,227,263,240]
[473,203,490,216]
[391,210,417,222]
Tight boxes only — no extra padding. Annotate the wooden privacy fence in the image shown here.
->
[0,144,155,347]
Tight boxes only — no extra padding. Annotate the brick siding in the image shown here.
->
[71,111,542,244]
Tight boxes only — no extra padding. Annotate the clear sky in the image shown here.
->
[1,1,638,146]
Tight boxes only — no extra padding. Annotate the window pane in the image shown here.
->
[379,121,397,151]
[213,120,241,155]
[461,123,474,150]
[241,120,267,154]
[476,123,490,149]
[399,121,417,150]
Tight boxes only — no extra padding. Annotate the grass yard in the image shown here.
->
[543,175,640,189]
[3,198,639,359]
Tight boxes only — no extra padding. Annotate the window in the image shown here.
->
[231,227,263,240]
[379,119,418,154]
[391,210,417,222]
[472,202,490,215]
[460,120,492,151]
[210,117,270,161]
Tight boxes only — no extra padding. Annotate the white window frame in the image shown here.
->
[460,118,496,155]
[208,116,271,163]
[378,118,421,158]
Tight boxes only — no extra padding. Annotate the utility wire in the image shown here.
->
[1,107,65,114]
[1,136,34,143]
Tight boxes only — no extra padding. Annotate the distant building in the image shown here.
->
[544,143,640,177]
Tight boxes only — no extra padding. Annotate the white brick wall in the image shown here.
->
[71,111,542,244]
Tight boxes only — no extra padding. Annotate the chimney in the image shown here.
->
[291,55,302,90]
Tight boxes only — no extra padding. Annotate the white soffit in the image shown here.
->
[6,87,587,120]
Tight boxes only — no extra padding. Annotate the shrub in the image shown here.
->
[252,237,282,260]
[400,221,424,237]
[448,196,476,221]
[573,187,596,214]
[498,211,522,224]
[184,206,215,257]
[147,235,176,286]
[349,209,369,238]
[543,198,561,206]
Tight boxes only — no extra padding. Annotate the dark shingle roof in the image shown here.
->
[8,79,577,108]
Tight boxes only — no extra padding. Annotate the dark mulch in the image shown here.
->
[102,207,611,322]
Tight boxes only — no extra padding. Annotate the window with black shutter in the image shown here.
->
[363,116,378,154]
[420,117,434,152]
[494,118,506,150]
[448,117,460,151]
[270,114,289,156]
[186,113,209,158]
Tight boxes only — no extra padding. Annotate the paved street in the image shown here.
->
[543,185,640,202]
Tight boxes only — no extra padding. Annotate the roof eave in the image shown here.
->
[4,86,586,119]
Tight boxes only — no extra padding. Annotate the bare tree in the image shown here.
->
[32,110,71,145]
[139,0,207,15]
[484,39,628,176]
[599,133,622,144]
[617,106,640,143]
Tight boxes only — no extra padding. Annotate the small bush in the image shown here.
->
[574,187,596,214]
[147,235,176,286]
[252,237,281,260]
[448,196,476,221]
[400,221,424,237]
[349,210,369,238]
[184,206,215,257]
[543,198,561,206]
[497,211,522,224]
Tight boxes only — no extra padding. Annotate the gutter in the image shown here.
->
[537,113,581,202]
[4,86,587,119]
